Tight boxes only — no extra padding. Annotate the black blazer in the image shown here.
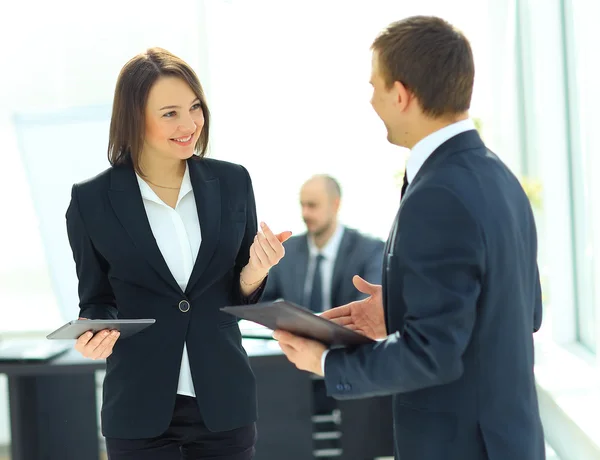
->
[324,131,545,460]
[262,228,384,311]
[66,157,262,439]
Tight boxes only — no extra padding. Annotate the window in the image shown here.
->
[0,0,210,330]
[562,0,599,352]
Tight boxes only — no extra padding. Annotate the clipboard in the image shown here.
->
[221,300,374,347]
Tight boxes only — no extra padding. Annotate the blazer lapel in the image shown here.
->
[185,158,221,294]
[382,210,398,323]
[108,164,183,294]
[382,130,485,323]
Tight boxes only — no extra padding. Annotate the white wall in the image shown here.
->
[202,0,497,240]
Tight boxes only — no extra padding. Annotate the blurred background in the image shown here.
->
[0,1,598,459]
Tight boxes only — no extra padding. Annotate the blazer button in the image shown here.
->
[336,384,344,391]
[178,300,190,312]
[344,384,352,391]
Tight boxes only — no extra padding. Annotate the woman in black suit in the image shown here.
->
[68,47,291,460]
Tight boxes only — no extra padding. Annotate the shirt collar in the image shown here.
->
[406,118,476,184]
[308,224,345,261]
[136,162,193,206]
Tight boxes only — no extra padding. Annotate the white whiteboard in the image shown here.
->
[13,105,113,320]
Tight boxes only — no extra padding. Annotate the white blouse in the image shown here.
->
[136,164,200,397]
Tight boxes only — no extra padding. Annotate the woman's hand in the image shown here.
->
[240,223,292,294]
[74,318,120,360]
[244,222,292,281]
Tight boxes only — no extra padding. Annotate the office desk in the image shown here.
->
[0,349,104,460]
[0,339,392,460]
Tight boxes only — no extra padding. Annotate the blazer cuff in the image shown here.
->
[79,304,118,320]
[323,348,358,400]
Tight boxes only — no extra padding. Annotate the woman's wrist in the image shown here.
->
[240,265,268,286]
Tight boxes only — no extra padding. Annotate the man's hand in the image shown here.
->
[320,275,386,340]
[272,330,327,376]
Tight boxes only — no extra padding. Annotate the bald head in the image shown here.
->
[300,175,342,238]
[302,174,342,199]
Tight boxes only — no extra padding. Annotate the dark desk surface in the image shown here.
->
[0,348,105,376]
[0,337,283,376]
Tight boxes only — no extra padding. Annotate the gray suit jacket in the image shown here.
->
[263,227,384,310]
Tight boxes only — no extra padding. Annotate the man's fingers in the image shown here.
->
[321,311,354,326]
[279,343,295,355]
[272,330,304,348]
[272,329,293,343]
[320,304,351,320]
[331,317,354,326]
[352,275,379,295]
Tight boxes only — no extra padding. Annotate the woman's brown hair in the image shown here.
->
[107,47,210,173]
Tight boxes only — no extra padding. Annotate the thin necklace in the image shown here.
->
[144,178,181,190]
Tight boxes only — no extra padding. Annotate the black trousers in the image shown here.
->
[106,395,256,460]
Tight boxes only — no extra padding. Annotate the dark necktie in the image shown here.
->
[309,254,325,313]
[400,169,409,200]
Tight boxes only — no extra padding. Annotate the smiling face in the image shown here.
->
[142,76,205,162]
[369,51,415,148]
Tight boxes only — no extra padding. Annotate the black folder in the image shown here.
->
[221,300,375,347]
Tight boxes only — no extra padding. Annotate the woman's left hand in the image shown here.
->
[246,222,292,276]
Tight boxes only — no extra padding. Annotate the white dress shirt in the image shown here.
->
[136,164,200,397]
[321,118,477,374]
[405,118,476,185]
[304,224,345,311]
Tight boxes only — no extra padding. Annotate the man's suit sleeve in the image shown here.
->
[533,265,543,332]
[324,186,484,398]
[66,185,118,320]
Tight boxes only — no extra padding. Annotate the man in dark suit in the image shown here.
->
[264,174,384,456]
[274,16,545,460]
[263,174,384,312]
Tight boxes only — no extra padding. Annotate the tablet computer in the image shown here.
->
[46,319,156,340]
[221,300,374,347]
